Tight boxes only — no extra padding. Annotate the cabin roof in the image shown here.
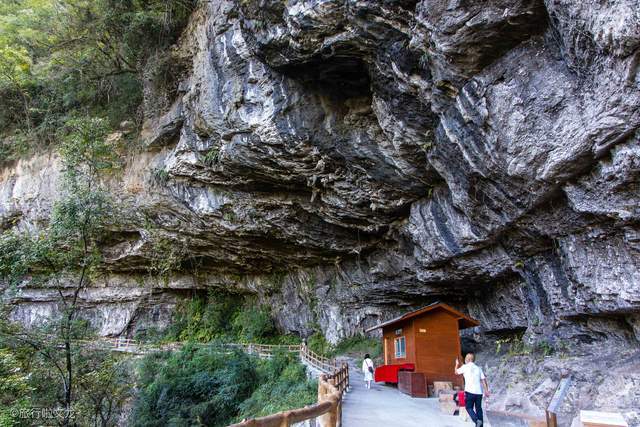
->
[364,302,479,332]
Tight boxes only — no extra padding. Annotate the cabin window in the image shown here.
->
[394,336,406,358]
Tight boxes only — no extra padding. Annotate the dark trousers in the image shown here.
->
[465,392,483,423]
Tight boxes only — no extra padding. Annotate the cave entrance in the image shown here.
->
[276,56,371,99]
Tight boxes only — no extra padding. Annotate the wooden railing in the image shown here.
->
[65,338,343,379]
[75,338,302,356]
[546,376,572,427]
[300,343,338,373]
[486,375,572,427]
[226,343,301,358]
[229,362,349,427]
[74,337,147,353]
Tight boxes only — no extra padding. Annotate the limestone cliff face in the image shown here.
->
[2,0,640,423]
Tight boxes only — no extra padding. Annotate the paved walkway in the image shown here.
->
[341,361,474,427]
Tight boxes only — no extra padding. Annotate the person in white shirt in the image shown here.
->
[455,353,490,427]
[362,354,374,389]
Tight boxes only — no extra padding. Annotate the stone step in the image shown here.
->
[580,410,629,427]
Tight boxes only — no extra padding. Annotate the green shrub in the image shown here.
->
[131,346,316,427]
[307,331,333,356]
[0,333,134,427]
[147,235,188,282]
[0,131,31,164]
[151,168,170,185]
[534,340,553,357]
[203,147,220,166]
[160,292,290,345]
[132,345,259,427]
[267,334,301,345]
[238,351,316,420]
[231,304,276,343]
[163,291,243,343]
[0,349,32,427]
[494,334,553,357]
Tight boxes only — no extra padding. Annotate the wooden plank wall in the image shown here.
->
[382,320,415,365]
[413,310,463,388]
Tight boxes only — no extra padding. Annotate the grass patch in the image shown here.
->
[495,335,555,358]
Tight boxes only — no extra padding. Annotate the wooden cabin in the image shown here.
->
[365,302,479,388]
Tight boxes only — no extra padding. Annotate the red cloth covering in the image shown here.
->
[374,363,415,383]
[457,390,466,407]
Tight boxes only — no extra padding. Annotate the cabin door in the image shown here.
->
[384,337,389,365]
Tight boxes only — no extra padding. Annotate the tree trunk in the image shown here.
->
[64,313,73,427]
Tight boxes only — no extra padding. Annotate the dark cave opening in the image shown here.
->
[276,56,371,99]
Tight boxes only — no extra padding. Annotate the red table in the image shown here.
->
[374,363,415,383]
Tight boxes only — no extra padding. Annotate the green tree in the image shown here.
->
[132,346,260,427]
[0,0,196,160]
[0,348,33,427]
[0,116,120,426]
[0,0,54,135]
[132,347,317,427]
[231,305,277,343]
[73,354,134,427]
[238,351,317,419]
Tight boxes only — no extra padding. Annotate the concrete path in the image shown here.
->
[341,361,475,427]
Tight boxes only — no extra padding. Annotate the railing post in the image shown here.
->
[344,364,348,392]
[328,395,338,427]
[545,375,571,427]
[280,411,291,427]
[318,374,326,401]
[318,375,332,427]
